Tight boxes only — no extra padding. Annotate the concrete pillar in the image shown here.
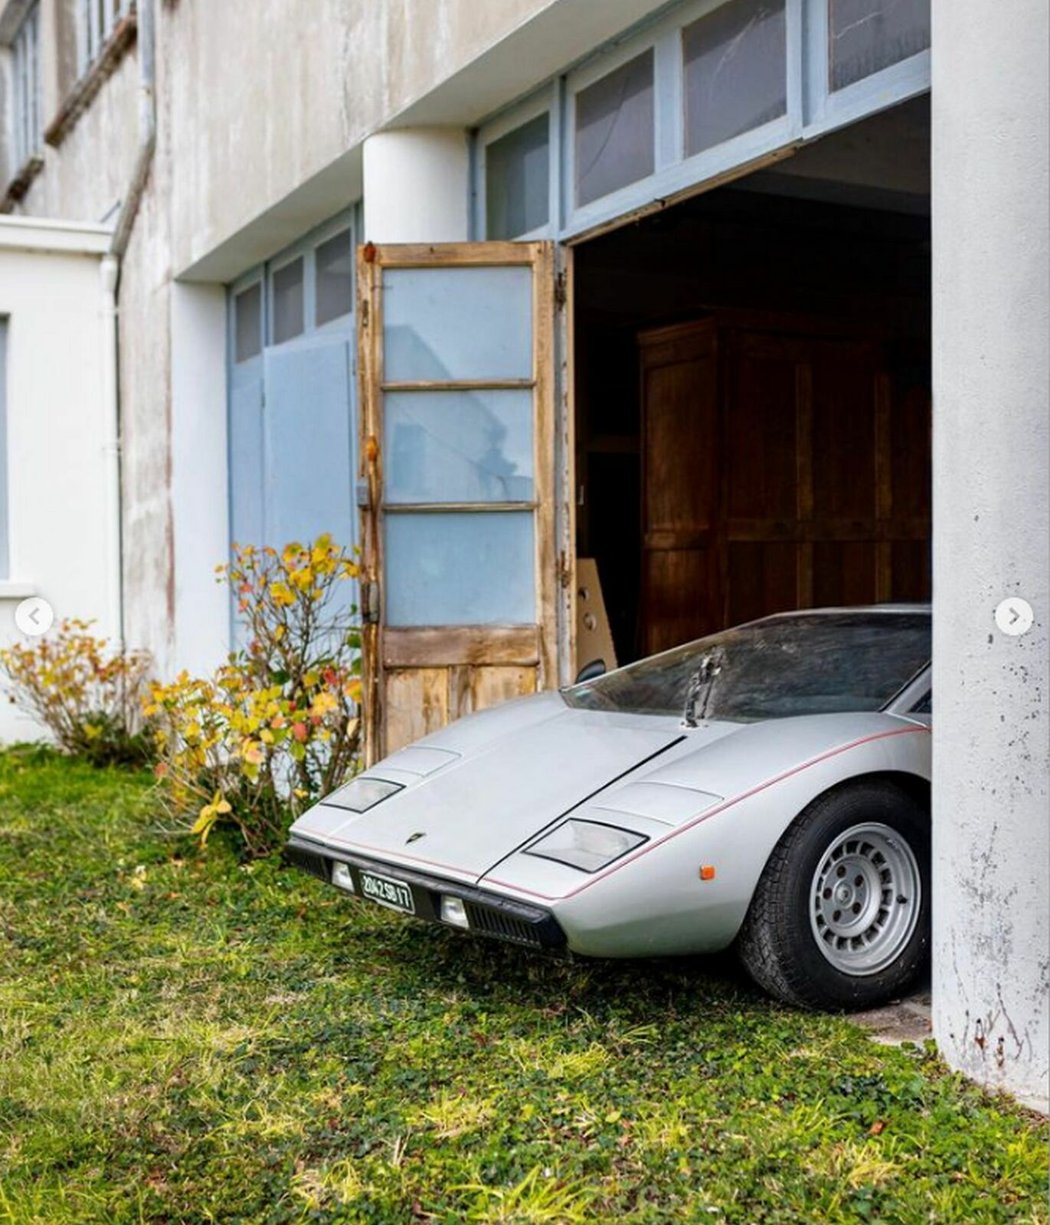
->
[170,281,230,676]
[362,128,470,243]
[931,0,1049,1111]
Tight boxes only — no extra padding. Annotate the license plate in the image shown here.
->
[359,869,415,915]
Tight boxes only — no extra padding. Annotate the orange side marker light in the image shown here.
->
[699,865,716,881]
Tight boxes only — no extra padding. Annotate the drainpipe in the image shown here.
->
[103,0,156,645]
[100,253,122,643]
[110,0,155,267]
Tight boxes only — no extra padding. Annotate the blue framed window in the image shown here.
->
[828,0,930,93]
[473,0,929,242]
[227,210,359,568]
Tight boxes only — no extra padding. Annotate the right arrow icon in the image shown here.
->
[994,597,1035,637]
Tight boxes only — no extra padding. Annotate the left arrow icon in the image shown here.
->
[14,597,54,637]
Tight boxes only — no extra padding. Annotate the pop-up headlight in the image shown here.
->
[524,819,647,873]
[323,777,403,813]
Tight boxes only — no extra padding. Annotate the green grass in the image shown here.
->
[0,747,1045,1224]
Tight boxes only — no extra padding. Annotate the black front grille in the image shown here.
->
[464,902,545,948]
[284,843,329,881]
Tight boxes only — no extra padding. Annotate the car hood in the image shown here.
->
[291,694,737,882]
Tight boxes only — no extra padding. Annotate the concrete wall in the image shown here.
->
[931,0,1050,1111]
[0,217,119,742]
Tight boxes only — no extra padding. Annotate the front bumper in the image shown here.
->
[285,835,568,953]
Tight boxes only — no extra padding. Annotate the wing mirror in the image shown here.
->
[574,658,607,684]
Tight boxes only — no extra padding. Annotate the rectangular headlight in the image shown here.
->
[524,819,647,873]
[331,861,355,893]
[324,776,403,812]
[440,896,470,928]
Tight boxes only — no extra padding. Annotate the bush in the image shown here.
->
[147,535,361,856]
[0,619,155,767]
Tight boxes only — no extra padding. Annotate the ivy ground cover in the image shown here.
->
[0,749,1046,1223]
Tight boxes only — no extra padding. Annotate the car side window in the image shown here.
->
[911,691,932,714]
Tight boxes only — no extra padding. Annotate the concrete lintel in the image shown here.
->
[176,149,363,284]
[0,214,113,255]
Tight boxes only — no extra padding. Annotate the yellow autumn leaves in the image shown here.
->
[150,535,364,856]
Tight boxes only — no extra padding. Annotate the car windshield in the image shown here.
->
[562,611,930,721]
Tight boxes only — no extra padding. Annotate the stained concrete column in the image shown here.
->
[931,0,1049,1110]
[362,129,470,243]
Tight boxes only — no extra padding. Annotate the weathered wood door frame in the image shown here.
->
[357,241,561,764]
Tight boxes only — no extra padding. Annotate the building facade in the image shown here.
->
[0,0,1046,1108]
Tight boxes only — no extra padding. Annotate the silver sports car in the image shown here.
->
[287,606,932,1009]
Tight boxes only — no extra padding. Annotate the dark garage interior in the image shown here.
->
[572,98,933,666]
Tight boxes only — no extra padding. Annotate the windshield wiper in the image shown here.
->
[683,647,726,727]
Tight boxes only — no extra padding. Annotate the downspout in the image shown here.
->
[102,0,156,645]
[110,0,155,266]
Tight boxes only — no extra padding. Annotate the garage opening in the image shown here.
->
[572,98,931,669]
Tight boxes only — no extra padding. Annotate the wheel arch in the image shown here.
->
[793,770,930,825]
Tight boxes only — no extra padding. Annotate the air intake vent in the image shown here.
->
[464,902,545,948]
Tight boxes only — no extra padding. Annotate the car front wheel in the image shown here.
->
[738,780,930,1010]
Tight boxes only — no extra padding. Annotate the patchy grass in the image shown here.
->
[0,747,1046,1224]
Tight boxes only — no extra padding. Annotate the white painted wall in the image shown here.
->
[170,281,229,677]
[363,129,470,243]
[0,216,118,742]
[931,0,1050,1112]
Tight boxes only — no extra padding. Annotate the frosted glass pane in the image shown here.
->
[683,0,787,157]
[234,283,262,363]
[385,512,535,626]
[315,229,354,325]
[486,114,550,239]
[575,51,654,207]
[829,0,930,91]
[385,390,534,504]
[272,258,304,344]
[384,267,533,381]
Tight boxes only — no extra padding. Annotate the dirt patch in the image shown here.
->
[852,990,932,1045]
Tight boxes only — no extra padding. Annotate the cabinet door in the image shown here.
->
[639,320,720,655]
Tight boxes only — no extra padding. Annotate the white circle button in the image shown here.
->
[14,597,54,638]
[994,597,1034,637]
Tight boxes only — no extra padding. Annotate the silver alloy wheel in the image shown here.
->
[809,822,921,976]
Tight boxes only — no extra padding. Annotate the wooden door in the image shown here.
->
[639,320,931,650]
[357,242,558,764]
[723,329,931,624]
[638,321,720,655]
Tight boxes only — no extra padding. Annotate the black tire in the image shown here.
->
[737,779,930,1010]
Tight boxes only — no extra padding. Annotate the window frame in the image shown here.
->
[473,84,559,243]
[228,208,357,365]
[78,0,128,77]
[564,32,664,236]
[267,250,308,349]
[473,0,929,244]
[803,0,931,139]
[230,277,265,368]
[10,2,41,169]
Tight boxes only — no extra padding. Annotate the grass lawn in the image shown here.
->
[0,748,1046,1224]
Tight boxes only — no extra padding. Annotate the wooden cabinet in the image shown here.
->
[639,318,930,655]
